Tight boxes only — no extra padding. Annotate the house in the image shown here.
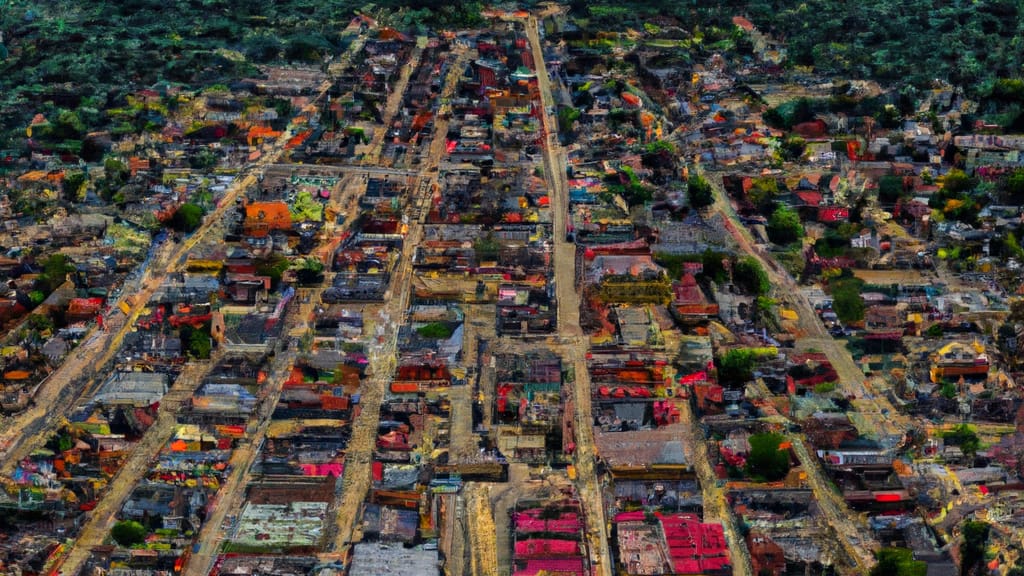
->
[929,340,989,383]
[243,201,292,236]
[672,273,719,320]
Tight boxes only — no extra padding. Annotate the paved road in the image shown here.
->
[790,435,877,573]
[184,339,302,576]
[673,369,754,576]
[527,15,612,576]
[702,171,882,573]
[58,355,222,576]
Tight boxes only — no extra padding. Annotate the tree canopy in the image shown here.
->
[870,548,926,576]
[111,520,147,547]
[745,432,791,482]
[766,206,804,245]
[171,203,205,233]
[687,174,714,209]
[733,257,770,296]
[829,277,865,324]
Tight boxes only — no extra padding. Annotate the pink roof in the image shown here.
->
[515,539,580,558]
[513,558,585,576]
[616,512,730,573]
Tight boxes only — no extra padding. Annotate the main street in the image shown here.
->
[527,15,612,576]
[327,37,461,557]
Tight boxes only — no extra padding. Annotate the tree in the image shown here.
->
[745,433,791,481]
[111,520,147,547]
[943,424,981,459]
[687,174,714,209]
[189,149,218,170]
[256,255,290,289]
[36,254,75,294]
[290,191,324,222]
[942,168,976,195]
[62,171,87,203]
[558,107,581,133]
[870,548,926,576]
[781,136,806,161]
[767,206,804,245]
[293,257,325,285]
[733,257,770,296]
[188,328,212,359]
[748,177,779,214]
[1003,168,1024,202]
[925,324,944,339]
[878,175,906,205]
[717,348,759,385]
[959,520,990,576]
[104,157,129,185]
[50,109,86,141]
[171,203,204,233]
[830,277,865,324]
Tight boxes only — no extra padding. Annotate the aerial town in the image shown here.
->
[0,1,1024,575]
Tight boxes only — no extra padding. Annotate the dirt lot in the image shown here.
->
[852,269,938,285]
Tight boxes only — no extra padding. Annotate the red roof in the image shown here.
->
[818,206,849,222]
[795,191,823,206]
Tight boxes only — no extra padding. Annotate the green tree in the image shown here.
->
[717,348,756,385]
[959,521,990,576]
[781,136,806,161]
[830,277,865,324]
[733,257,770,296]
[1005,168,1024,202]
[189,149,219,170]
[104,157,129,185]
[62,171,87,203]
[293,257,324,285]
[558,107,581,133]
[687,174,714,209]
[171,203,204,233]
[748,177,779,214]
[745,433,791,481]
[870,547,926,576]
[925,323,944,339]
[256,255,290,289]
[940,381,958,399]
[878,175,906,205]
[36,254,75,294]
[943,424,981,459]
[290,191,323,222]
[111,520,147,547]
[188,328,212,359]
[767,206,804,245]
[942,168,976,195]
[50,109,86,140]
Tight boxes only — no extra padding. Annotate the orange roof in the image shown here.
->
[732,16,755,31]
[244,201,292,230]
[247,126,281,141]
[18,170,64,183]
